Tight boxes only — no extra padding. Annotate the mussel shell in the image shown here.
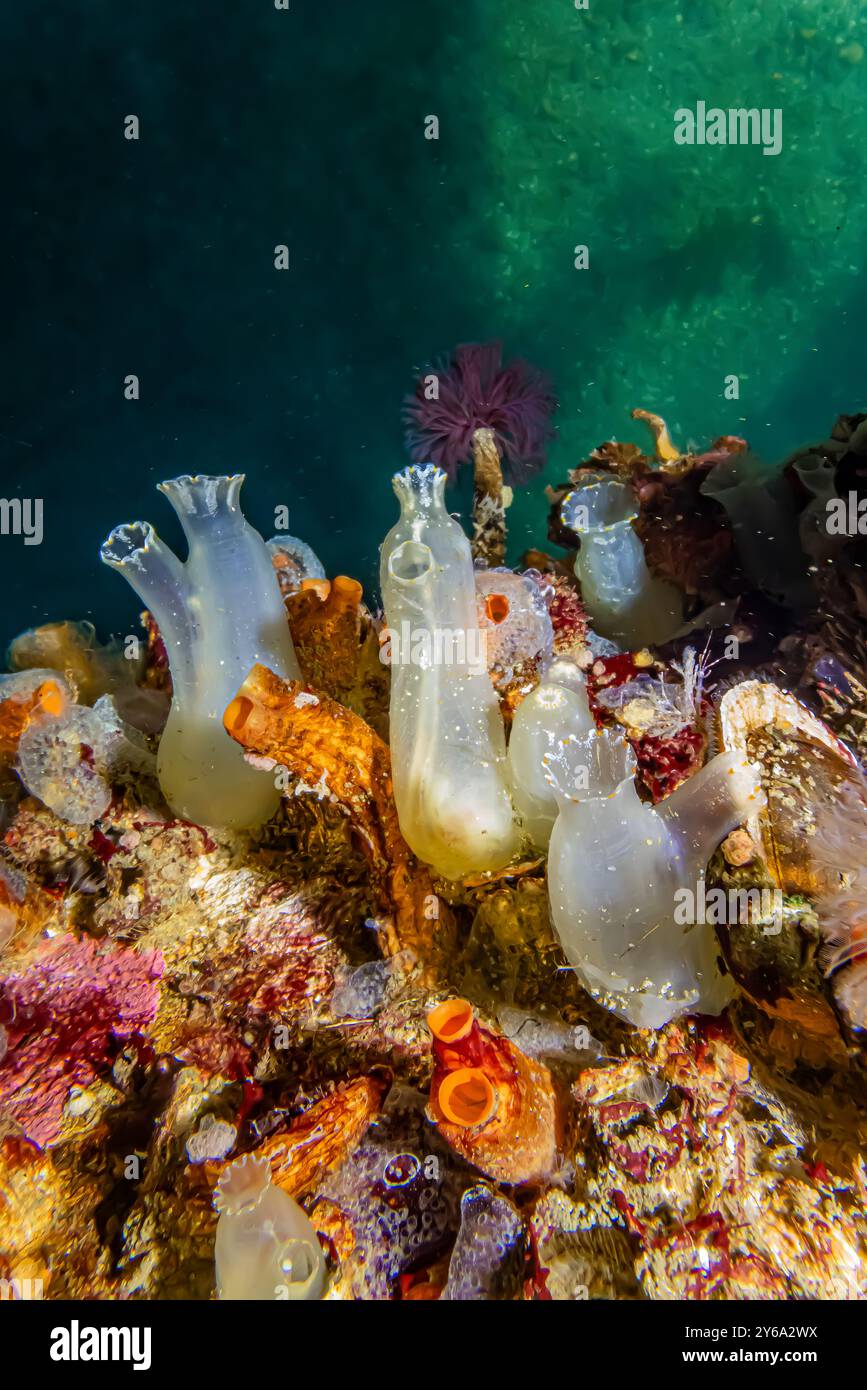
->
[717,681,858,897]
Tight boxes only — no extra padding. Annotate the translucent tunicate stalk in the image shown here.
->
[380,465,520,879]
[508,660,595,848]
[562,472,681,649]
[101,475,301,829]
[214,1154,325,1301]
[546,730,761,1028]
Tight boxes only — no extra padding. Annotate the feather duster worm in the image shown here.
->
[426,999,563,1185]
[403,341,557,487]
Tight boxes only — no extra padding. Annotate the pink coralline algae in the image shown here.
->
[0,935,163,1148]
[403,341,557,485]
[546,576,588,656]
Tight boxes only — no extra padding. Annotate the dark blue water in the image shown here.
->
[4,2,866,650]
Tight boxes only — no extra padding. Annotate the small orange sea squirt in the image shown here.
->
[426,998,562,1184]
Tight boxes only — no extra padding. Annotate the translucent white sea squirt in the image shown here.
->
[380,464,520,879]
[101,475,301,829]
[562,472,681,649]
[214,1154,325,1301]
[545,728,761,1028]
[508,659,595,849]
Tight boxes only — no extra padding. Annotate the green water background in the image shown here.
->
[3,1,866,649]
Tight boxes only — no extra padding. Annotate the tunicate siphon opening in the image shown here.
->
[484,593,511,625]
[562,474,636,533]
[39,681,65,717]
[427,997,475,1043]
[280,1238,319,1289]
[437,1068,496,1128]
[224,695,254,734]
[99,521,154,567]
[389,540,433,584]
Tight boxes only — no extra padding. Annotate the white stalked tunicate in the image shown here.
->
[562,472,681,649]
[380,465,520,880]
[508,660,595,849]
[545,728,761,1029]
[101,476,302,829]
[214,1154,325,1301]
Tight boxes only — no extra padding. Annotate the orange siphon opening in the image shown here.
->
[330,575,363,603]
[427,998,475,1044]
[38,681,65,717]
[224,695,254,734]
[301,578,331,601]
[436,1068,496,1128]
[484,593,510,625]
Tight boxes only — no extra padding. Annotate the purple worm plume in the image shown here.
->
[403,341,557,486]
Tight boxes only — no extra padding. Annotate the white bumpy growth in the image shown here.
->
[101,475,301,829]
[380,465,520,879]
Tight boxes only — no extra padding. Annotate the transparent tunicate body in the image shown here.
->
[380,465,520,879]
[508,660,595,848]
[562,473,681,649]
[101,475,301,829]
[546,731,760,1028]
[214,1155,325,1301]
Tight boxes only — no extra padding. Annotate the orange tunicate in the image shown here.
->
[436,1068,496,1128]
[300,578,332,601]
[484,592,511,625]
[38,681,65,717]
[427,997,475,1044]
[224,695,254,735]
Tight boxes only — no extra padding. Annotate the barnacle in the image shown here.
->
[717,679,860,897]
[0,670,70,797]
[474,568,553,683]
